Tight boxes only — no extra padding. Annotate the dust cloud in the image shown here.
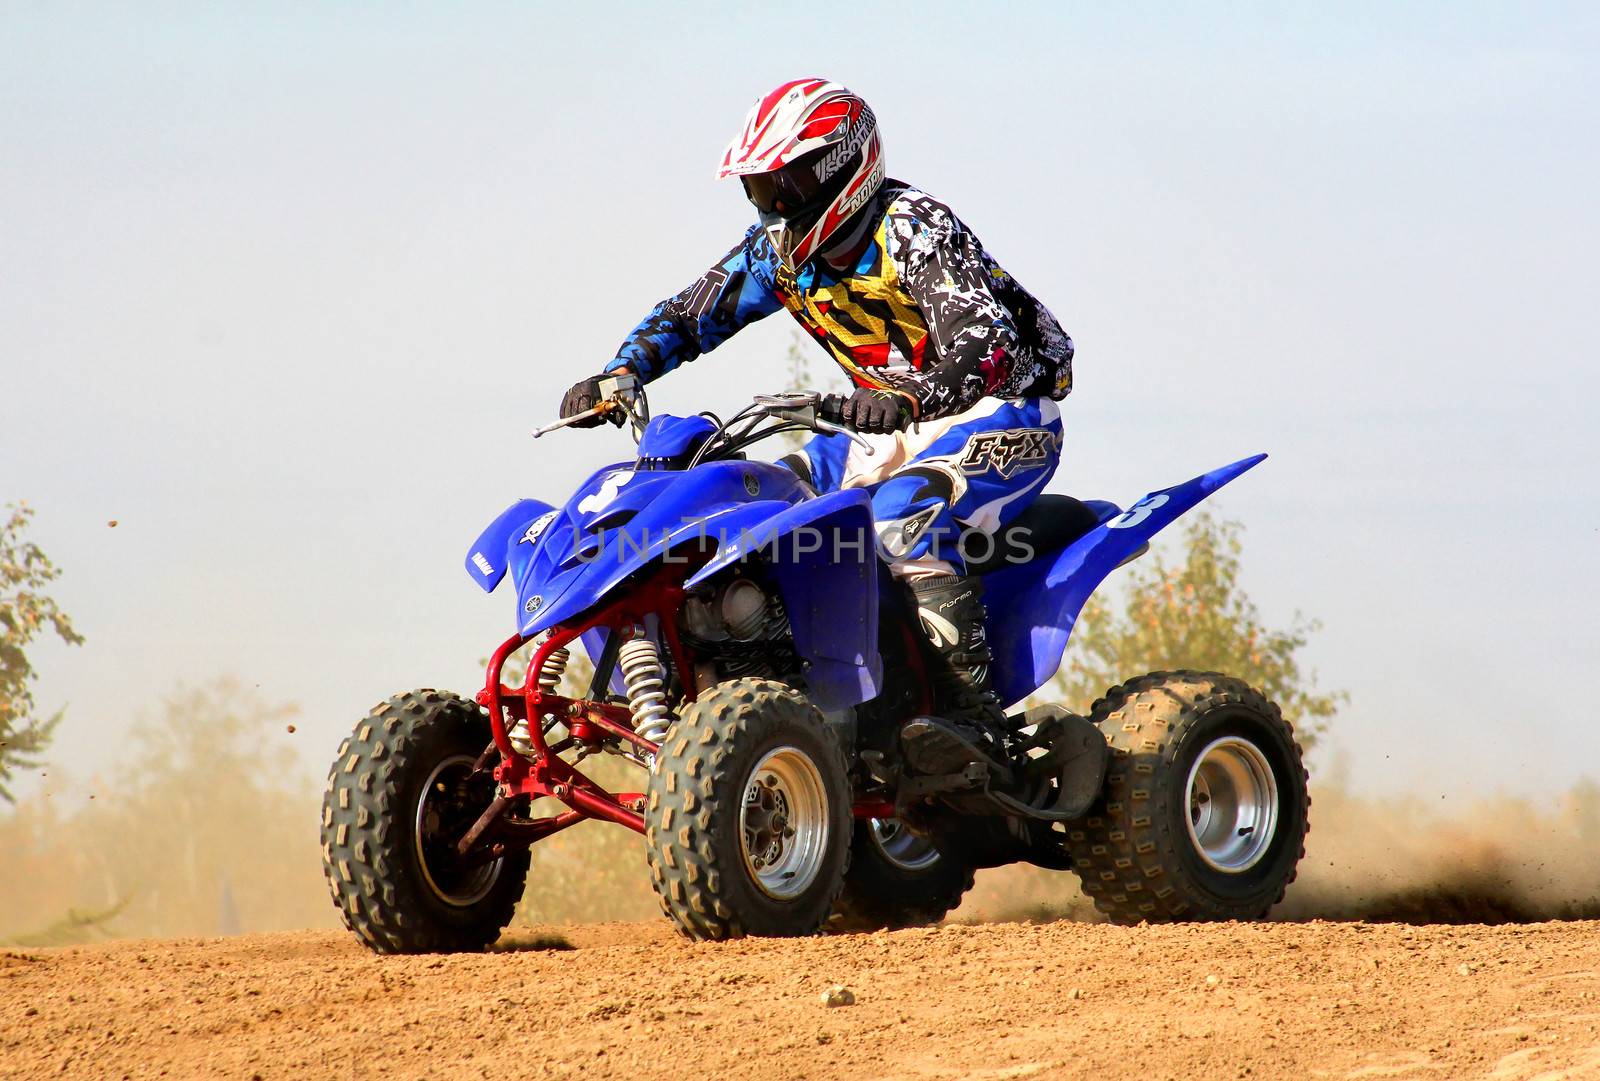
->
[5,680,1598,942]
[956,779,1600,926]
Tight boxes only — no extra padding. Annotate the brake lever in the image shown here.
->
[532,400,620,439]
[771,407,874,452]
[815,415,875,451]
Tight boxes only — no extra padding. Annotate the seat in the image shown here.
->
[964,494,1116,576]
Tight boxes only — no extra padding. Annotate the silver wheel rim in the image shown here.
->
[1184,736,1280,873]
[869,818,941,873]
[414,754,503,907]
[740,746,831,900]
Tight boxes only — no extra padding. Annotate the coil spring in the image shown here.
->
[508,643,571,758]
[507,716,535,758]
[619,634,671,746]
[538,646,570,693]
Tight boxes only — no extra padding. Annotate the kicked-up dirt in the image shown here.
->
[4,920,1600,1080]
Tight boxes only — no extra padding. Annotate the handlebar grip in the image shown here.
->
[817,393,848,426]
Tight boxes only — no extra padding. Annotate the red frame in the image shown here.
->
[477,565,695,835]
[471,562,900,854]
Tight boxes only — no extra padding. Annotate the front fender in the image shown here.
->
[686,488,882,711]
[519,499,769,635]
[526,488,883,711]
[465,498,556,593]
[987,453,1267,705]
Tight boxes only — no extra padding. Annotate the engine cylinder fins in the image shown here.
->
[720,579,769,640]
[619,631,672,746]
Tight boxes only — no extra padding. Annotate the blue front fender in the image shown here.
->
[465,498,555,593]
[686,488,882,710]
[986,454,1267,705]
[525,488,882,711]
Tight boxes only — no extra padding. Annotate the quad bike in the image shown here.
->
[321,374,1309,952]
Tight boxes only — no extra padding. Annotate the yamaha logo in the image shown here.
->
[524,595,543,615]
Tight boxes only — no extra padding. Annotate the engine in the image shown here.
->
[678,576,796,682]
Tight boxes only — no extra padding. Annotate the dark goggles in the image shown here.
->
[740,152,827,216]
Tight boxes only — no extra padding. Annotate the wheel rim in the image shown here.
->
[868,818,941,872]
[1184,735,1280,873]
[740,746,831,900]
[413,754,504,907]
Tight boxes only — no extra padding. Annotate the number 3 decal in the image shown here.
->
[1108,493,1170,530]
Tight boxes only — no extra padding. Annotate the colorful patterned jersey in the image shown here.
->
[608,181,1074,420]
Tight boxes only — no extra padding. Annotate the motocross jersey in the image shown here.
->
[607,181,1074,420]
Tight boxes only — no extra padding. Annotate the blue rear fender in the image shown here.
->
[986,454,1267,706]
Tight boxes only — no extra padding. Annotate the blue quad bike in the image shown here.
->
[321,375,1309,952]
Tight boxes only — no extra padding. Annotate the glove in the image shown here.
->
[559,373,625,428]
[831,387,915,434]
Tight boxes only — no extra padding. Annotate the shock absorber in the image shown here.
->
[618,630,672,746]
[537,645,570,693]
[509,640,571,758]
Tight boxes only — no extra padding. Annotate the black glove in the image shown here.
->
[827,387,915,434]
[559,373,624,429]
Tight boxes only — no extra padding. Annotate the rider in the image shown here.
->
[559,78,1074,777]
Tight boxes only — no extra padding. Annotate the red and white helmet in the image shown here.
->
[718,78,886,271]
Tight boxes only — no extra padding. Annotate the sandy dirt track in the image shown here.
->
[5,920,1600,1081]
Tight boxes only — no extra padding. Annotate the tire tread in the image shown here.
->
[645,678,850,942]
[1071,670,1310,925]
[320,689,528,954]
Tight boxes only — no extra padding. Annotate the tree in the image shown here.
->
[1048,511,1343,749]
[0,502,83,801]
[777,331,824,453]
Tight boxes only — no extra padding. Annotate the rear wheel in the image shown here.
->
[645,678,851,941]
[827,818,975,932]
[321,690,529,953]
[1069,671,1308,924]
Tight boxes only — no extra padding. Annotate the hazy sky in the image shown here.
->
[4,3,1597,802]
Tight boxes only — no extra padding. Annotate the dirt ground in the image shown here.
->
[5,920,1600,1081]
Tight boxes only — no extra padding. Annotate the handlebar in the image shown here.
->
[532,372,648,439]
[533,382,876,460]
[751,392,874,451]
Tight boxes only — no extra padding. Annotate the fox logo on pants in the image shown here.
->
[956,429,1056,479]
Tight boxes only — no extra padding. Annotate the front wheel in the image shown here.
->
[645,678,851,941]
[1069,671,1309,924]
[827,819,975,932]
[321,690,530,953]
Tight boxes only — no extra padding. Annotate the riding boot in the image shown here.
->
[898,574,1015,782]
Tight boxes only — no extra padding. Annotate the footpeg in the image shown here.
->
[900,716,1014,786]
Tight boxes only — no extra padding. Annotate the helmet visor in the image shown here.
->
[740,152,828,216]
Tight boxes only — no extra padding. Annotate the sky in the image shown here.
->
[3,2,1598,803]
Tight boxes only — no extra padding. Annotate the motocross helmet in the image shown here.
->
[717,78,885,272]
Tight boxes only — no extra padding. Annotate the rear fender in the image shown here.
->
[987,454,1267,705]
[465,498,556,593]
